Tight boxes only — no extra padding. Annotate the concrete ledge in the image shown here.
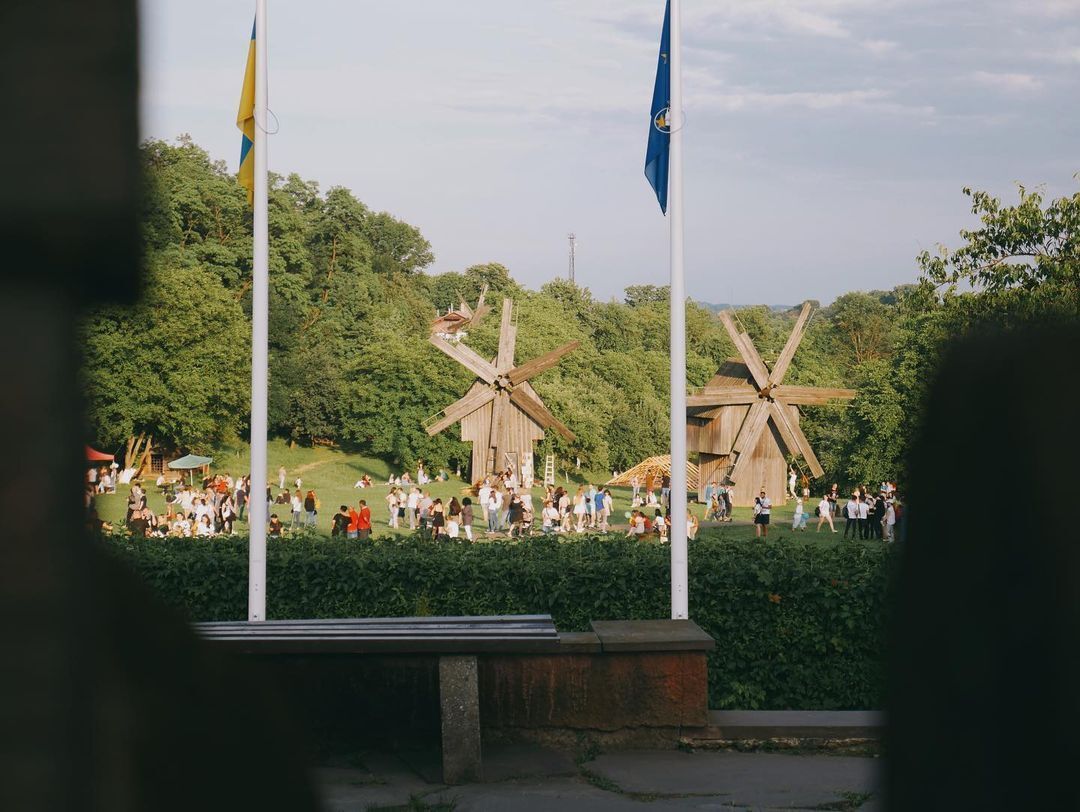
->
[691,710,884,741]
[557,631,601,653]
[590,620,716,652]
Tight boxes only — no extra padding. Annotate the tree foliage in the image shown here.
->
[79,138,1080,489]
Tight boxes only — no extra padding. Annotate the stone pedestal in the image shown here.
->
[438,656,482,784]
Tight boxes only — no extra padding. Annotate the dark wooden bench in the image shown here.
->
[194,615,560,783]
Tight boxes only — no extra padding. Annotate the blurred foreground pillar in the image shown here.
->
[887,323,1080,810]
[0,1,139,809]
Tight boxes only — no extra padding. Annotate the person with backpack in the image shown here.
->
[816,494,837,533]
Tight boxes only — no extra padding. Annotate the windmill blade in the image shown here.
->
[510,388,575,442]
[496,299,517,372]
[717,310,771,392]
[428,334,498,383]
[425,386,496,436]
[732,400,770,456]
[726,400,770,483]
[489,391,510,469]
[769,302,812,386]
[686,387,759,408]
[508,341,580,386]
[771,385,856,405]
[768,400,824,478]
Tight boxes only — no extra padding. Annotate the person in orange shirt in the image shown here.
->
[356,500,372,541]
[347,503,361,539]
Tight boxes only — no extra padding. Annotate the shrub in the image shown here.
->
[103,533,894,709]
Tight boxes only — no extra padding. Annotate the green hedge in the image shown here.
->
[103,534,894,710]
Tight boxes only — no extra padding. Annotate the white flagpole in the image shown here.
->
[248,0,269,622]
[668,0,689,620]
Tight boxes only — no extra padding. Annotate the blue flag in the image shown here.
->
[644,0,671,214]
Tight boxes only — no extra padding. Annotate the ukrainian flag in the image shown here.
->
[236,21,256,205]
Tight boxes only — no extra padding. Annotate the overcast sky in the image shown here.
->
[140,0,1079,305]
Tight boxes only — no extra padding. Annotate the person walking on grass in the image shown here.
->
[792,497,807,531]
[290,489,303,530]
[278,466,286,490]
[385,488,399,529]
[407,486,420,530]
[753,490,772,538]
[304,489,318,528]
[461,497,474,541]
[884,499,896,542]
[816,494,837,533]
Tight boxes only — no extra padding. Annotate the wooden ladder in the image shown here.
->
[543,454,555,487]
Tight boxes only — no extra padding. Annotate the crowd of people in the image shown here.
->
[90,459,901,544]
[789,482,901,542]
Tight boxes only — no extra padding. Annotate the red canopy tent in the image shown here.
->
[85,446,114,462]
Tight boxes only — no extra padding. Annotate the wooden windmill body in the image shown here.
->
[426,298,578,483]
[687,303,855,506]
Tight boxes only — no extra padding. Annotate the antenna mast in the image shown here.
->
[567,232,576,284]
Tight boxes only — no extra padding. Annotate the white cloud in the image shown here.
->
[861,38,899,55]
[969,71,1045,93]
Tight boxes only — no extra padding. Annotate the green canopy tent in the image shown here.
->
[167,454,213,486]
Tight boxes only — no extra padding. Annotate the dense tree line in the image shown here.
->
[78,137,1079,489]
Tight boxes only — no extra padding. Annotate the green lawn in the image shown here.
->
[93,439,831,539]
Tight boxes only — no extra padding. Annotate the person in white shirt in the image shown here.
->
[291,491,304,530]
[478,484,491,526]
[816,495,836,532]
[487,491,500,533]
[406,487,421,530]
[844,496,859,539]
[753,490,772,538]
[857,495,870,539]
[884,502,897,542]
[542,500,560,534]
[792,498,807,531]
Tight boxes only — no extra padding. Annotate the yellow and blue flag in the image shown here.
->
[644,0,671,214]
[236,20,256,205]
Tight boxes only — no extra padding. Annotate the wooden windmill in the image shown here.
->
[426,298,578,482]
[687,303,855,506]
[430,284,490,340]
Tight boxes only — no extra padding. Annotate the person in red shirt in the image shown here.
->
[356,499,372,540]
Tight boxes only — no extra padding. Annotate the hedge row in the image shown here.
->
[103,534,895,710]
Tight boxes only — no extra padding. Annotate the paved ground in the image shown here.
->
[316,743,882,811]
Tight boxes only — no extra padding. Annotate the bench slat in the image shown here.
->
[193,614,560,654]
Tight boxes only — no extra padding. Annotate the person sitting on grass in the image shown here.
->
[195,514,214,538]
[268,513,283,537]
[687,510,699,540]
[542,500,559,534]
[656,509,669,542]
